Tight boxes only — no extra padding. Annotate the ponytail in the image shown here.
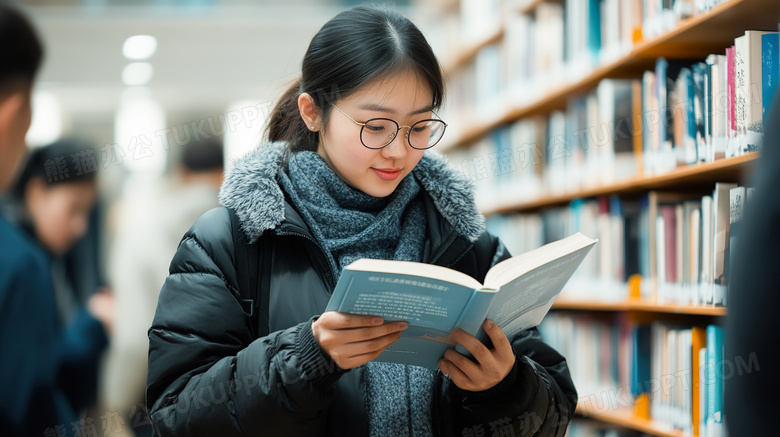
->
[265,79,319,153]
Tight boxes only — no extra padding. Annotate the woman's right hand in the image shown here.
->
[311,312,408,369]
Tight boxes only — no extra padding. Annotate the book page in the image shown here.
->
[484,232,597,288]
[486,237,596,338]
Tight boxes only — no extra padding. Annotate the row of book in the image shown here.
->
[539,314,732,436]
[447,29,776,209]
[485,183,751,305]
[446,0,764,122]
[451,0,734,108]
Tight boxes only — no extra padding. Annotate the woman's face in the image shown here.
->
[316,70,434,198]
[26,178,96,256]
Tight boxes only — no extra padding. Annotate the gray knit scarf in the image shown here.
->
[279,150,436,437]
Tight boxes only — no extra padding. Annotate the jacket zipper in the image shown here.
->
[274,229,338,290]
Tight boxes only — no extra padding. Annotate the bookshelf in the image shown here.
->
[435,1,778,436]
[440,0,780,152]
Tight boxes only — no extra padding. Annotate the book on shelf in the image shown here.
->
[480,180,752,307]
[705,325,725,437]
[324,233,597,370]
[762,32,779,124]
[540,314,727,436]
[734,31,772,156]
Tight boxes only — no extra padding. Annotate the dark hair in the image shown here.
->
[0,3,43,94]
[12,138,98,200]
[181,138,224,172]
[266,4,444,153]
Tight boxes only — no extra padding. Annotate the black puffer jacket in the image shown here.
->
[146,143,577,436]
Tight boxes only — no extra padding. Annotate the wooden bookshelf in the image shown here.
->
[482,152,758,215]
[440,0,780,151]
[553,299,727,316]
[575,405,687,437]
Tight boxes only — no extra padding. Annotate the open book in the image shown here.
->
[324,232,597,370]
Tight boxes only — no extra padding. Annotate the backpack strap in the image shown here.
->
[227,207,269,338]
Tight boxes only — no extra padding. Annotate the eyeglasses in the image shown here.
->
[331,104,448,150]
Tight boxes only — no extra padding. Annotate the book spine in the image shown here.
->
[727,46,737,158]
[763,33,780,125]
[706,325,724,437]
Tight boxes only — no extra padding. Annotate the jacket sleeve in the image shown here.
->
[145,208,347,436]
[444,232,578,437]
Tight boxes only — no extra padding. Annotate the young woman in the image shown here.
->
[146,5,576,436]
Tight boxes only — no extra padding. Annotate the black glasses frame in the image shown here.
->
[331,103,448,150]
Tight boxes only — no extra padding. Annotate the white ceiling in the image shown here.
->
[21,1,379,118]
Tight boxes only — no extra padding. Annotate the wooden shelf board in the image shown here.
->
[553,299,727,316]
[482,152,758,215]
[575,405,687,437]
[443,26,504,74]
[515,0,549,15]
[443,0,780,150]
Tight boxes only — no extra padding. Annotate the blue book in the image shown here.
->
[706,325,724,435]
[630,325,651,396]
[656,58,669,157]
[325,233,597,370]
[587,0,602,63]
[762,33,779,124]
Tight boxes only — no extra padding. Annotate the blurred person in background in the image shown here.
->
[6,139,114,334]
[100,137,224,436]
[0,4,111,436]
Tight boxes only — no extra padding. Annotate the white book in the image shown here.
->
[700,347,708,437]
[712,183,737,295]
[682,329,694,435]
[691,206,701,305]
[734,31,771,155]
[656,214,667,303]
[676,204,684,304]
[700,195,713,304]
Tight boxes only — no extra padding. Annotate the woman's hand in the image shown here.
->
[312,311,408,370]
[438,319,515,392]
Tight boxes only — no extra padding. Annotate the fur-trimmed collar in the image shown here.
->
[218,141,485,244]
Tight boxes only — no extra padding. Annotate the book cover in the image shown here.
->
[727,46,737,158]
[643,70,658,174]
[763,33,779,125]
[632,79,644,175]
[700,195,713,304]
[691,326,707,437]
[325,233,597,369]
[735,31,770,154]
[706,325,724,436]
[693,62,707,163]
[727,186,746,288]
[699,346,708,437]
[712,183,737,293]
[631,324,651,397]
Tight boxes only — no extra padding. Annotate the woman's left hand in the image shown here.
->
[437,319,515,392]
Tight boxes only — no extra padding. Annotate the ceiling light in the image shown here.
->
[123,35,157,60]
